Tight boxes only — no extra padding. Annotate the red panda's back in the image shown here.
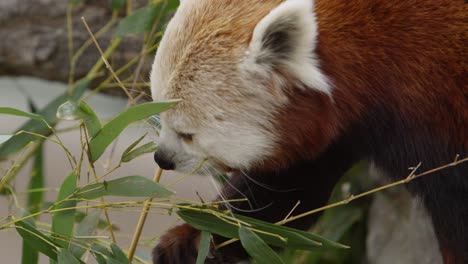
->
[315,0,467,146]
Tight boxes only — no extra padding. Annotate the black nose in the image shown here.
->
[154,151,175,170]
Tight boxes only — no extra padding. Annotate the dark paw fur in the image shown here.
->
[152,224,225,264]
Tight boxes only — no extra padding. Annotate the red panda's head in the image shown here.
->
[151,0,333,173]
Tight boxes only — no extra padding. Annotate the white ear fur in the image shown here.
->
[244,0,331,94]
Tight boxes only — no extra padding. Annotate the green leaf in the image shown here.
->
[79,101,101,138]
[70,210,102,258]
[165,0,180,13]
[70,0,81,7]
[112,0,125,11]
[72,176,174,200]
[91,244,111,264]
[0,135,12,145]
[22,241,39,264]
[122,142,157,162]
[292,165,367,263]
[75,211,119,231]
[0,78,90,159]
[16,220,60,260]
[21,145,45,264]
[25,93,38,114]
[121,133,147,158]
[90,243,130,264]
[110,243,130,264]
[313,206,363,242]
[0,107,44,121]
[51,172,78,248]
[177,208,348,251]
[20,210,39,264]
[115,5,160,37]
[27,144,44,214]
[107,258,129,264]
[88,101,178,161]
[94,254,107,264]
[239,226,284,264]
[196,231,211,264]
[57,248,82,264]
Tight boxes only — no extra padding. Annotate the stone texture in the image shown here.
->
[0,0,150,90]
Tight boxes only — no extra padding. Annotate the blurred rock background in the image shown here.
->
[0,0,152,96]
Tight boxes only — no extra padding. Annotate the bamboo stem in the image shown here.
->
[128,168,164,261]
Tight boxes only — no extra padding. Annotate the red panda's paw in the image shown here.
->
[152,224,223,264]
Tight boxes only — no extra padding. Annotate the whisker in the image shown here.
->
[240,169,298,193]
[200,166,220,200]
[206,166,275,213]
[211,167,254,210]
[225,201,273,213]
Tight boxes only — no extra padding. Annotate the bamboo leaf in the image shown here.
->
[107,259,129,264]
[0,135,12,145]
[22,241,39,264]
[20,210,39,264]
[121,142,157,162]
[115,5,160,37]
[196,231,211,264]
[75,211,119,231]
[239,226,284,264]
[94,254,106,264]
[57,248,82,264]
[16,220,60,260]
[165,0,180,13]
[112,0,125,11]
[0,78,90,159]
[0,107,44,121]
[21,145,44,264]
[21,244,39,264]
[51,172,78,248]
[90,243,129,264]
[70,0,81,7]
[79,101,101,138]
[69,210,102,258]
[72,176,174,200]
[88,101,178,161]
[27,144,45,214]
[178,208,348,251]
[110,243,130,264]
[121,134,147,158]
[91,244,111,264]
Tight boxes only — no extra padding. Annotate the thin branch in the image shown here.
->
[128,168,164,261]
[81,17,135,103]
[216,157,468,249]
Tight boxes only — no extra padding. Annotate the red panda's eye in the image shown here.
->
[178,133,194,143]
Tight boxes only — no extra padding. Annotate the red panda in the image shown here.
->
[149,0,467,263]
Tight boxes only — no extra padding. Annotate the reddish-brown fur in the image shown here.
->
[268,0,467,170]
[153,1,467,263]
[266,3,467,262]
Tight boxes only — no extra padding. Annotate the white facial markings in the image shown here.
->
[150,17,281,173]
[150,0,333,173]
[155,107,277,173]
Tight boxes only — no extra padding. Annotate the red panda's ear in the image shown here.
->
[243,0,331,94]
